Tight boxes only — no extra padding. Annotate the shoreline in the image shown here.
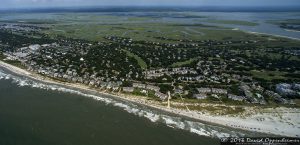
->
[0,60,299,137]
[245,30,300,41]
[231,28,300,41]
[284,29,300,33]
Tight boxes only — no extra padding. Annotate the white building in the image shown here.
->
[146,85,160,92]
[211,88,227,94]
[193,94,207,100]
[29,44,41,51]
[123,87,134,93]
[228,94,245,101]
[197,88,211,93]
[133,83,146,89]
[155,92,168,100]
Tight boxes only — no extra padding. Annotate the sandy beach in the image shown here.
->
[0,60,299,137]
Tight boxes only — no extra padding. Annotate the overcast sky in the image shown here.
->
[1,0,300,8]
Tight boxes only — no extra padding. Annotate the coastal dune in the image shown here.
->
[0,60,299,138]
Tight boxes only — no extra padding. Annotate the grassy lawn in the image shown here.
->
[171,57,198,67]
[265,52,300,61]
[0,53,6,60]
[122,49,147,69]
[0,53,26,69]
[293,99,300,108]
[250,70,288,81]
[3,60,27,69]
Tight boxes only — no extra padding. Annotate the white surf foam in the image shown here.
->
[0,69,245,138]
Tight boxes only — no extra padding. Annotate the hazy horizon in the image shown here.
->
[1,0,300,9]
[1,5,300,12]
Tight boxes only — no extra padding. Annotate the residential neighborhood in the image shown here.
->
[0,23,299,105]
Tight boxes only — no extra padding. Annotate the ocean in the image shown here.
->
[0,66,269,145]
[0,69,217,145]
[1,7,295,144]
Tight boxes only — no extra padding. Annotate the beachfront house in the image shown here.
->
[123,87,134,93]
[211,88,228,94]
[133,83,146,89]
[155,92,168,100]
[146,85,160,92]
[228,94,246,101]
[193,93,208,100]
[197,88,212,94]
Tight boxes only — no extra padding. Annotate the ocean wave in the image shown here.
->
[0,69,244,138]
